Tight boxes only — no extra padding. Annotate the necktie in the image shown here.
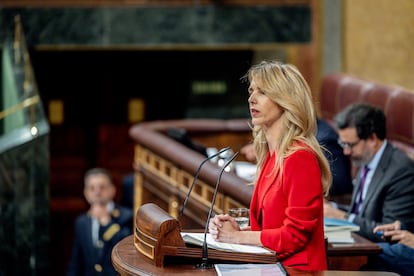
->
[353,165,370,214]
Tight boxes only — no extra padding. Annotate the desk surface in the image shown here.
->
[327,232,382,270]
[328,233,382,256]
[112,235,397,276]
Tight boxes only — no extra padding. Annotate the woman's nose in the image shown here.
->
[248,94,255,104]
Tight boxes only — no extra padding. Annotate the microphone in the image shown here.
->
[197,151,239,269]
[178,146,231,221]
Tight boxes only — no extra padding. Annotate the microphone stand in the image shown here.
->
[178,146,231,221]
[196,152,239,269]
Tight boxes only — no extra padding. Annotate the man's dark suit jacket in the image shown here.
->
[317,118,353,196]
[349,142,414,242]
[66,205,133,276]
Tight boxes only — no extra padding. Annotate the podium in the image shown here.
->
[133,203,278,267]
[113,238,398,276]
[114,206,393,275]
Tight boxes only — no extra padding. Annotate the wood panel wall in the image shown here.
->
[344,0,414,91]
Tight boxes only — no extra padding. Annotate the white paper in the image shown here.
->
[181,232,274,255]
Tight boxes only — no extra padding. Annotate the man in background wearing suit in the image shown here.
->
[324,103,414,242]
[67,168,133,276]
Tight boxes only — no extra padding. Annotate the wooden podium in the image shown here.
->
[133,203,277,267]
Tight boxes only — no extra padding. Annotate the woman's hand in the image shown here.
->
[208,214,240,242]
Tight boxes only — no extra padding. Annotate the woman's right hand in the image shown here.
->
[208,214,240,241]
[208,214,225,240]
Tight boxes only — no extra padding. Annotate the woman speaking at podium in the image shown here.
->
[209,60,331,271]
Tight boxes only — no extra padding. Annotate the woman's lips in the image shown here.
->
[250,108,259,117]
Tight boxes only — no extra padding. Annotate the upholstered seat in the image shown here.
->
[320,73,414,160]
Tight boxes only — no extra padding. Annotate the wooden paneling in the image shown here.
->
[344,0,414,91]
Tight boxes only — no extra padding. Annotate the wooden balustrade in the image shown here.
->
[129,119,254,229]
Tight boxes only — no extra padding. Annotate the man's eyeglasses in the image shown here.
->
[337,139,361,150]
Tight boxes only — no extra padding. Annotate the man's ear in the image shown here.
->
[370,132,380,142]
[368,133,382,149]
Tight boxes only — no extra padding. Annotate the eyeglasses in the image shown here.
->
[337,138,361,150]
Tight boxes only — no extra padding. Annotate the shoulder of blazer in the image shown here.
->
[113,205,133,223]
[389,143,414,166]
[377,143,414,174]
[380,143,406,164]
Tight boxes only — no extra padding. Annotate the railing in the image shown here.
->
[129,119,253,229]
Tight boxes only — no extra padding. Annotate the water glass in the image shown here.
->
[228,207,249,228]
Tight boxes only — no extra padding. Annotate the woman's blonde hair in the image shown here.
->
[245,60,331,196]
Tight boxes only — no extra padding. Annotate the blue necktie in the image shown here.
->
[353,165,370,214]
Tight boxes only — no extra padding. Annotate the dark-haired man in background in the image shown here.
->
[324,103,414,242]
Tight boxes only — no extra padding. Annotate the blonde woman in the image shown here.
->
[209,61,331,271]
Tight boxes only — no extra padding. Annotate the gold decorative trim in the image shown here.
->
[134,144,246,216]
[169,195,179,219]
[0,95,40,120]
[102,223,120,241]
[134,230,155,260]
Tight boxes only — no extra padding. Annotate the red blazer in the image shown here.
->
[250,147,327,271]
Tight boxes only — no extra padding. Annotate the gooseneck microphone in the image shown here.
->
[178,146,231,221]
[197,151,239,269]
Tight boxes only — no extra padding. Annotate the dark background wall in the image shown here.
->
[0,6,311,45]
[31,49,254,123]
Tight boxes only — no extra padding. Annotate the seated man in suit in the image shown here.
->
[67,168,133,276]
[241,118,353,198]
[324,103,414,242]
[363,220,414,276]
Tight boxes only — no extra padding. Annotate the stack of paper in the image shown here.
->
[181,232,274,254]
[324,217,360,243]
